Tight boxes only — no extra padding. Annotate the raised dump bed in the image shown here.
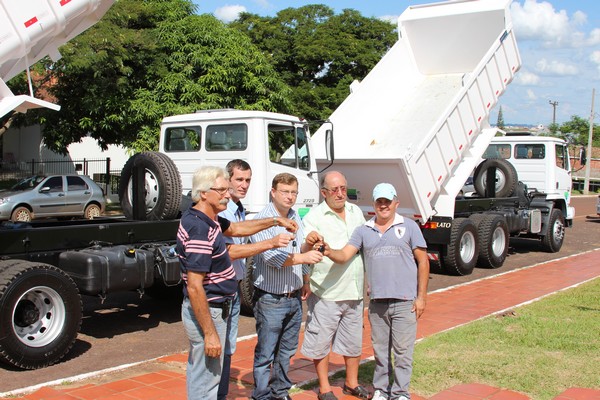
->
[0,0,114,117]
[314,0,521,221]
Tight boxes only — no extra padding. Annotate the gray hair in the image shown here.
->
[191,166,229,202]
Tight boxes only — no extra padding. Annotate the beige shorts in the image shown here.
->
[301,292,364,359]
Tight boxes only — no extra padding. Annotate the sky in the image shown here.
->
[193,0,600,127]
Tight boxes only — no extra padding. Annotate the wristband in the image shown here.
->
[273,217,278,227]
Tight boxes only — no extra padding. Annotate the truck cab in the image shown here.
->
[158,109,320,217]
[485,135,574,222]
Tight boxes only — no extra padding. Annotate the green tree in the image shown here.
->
[8,0,291,152]
[559,115,600,147]
[230,5,397,122]
[496,106,505,129]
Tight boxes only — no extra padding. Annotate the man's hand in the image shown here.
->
[302,249,324,264]
[301,283,312,300]
[305,231,324,247]
[271,233,295,249]
[204,331,222,358]
[412,296,426,319]
[278,217,298,233]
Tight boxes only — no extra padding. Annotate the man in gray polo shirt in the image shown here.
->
[325,183,429,400]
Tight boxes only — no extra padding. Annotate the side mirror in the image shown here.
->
[39,187,50,193]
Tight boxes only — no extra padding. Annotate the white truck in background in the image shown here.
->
[312,0,574,275]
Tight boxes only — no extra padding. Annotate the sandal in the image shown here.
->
[342,384,370,399]
[317,391,338,400]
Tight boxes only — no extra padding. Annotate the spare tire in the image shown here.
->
[119,152,182,220]
[473,159,518,198]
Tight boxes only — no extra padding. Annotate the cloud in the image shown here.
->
[526,89,537,100]
[514,70,541,85]
[379,15,399,24]
[214,5,247,22]
[535,59,578,76]
[510,0,592,48]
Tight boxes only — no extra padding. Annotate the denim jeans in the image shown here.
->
[182,297,229,400]
[252,290,303,400]
[218,287,241,400]
[369,300,417,400]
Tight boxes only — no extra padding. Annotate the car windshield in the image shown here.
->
[11,176,46,191]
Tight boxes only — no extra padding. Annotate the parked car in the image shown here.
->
[0,174,105,222]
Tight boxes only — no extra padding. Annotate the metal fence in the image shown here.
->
[0,158,121,196]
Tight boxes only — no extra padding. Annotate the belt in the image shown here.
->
[256,287,300,298]
[370,298,410,303]
[208,299,232,308]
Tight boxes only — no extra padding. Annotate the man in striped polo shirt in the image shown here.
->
[177,166,299,400]
[250,173,324,400]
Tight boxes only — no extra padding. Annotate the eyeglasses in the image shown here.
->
[322,186,347,194]
[210,187,229,196]
[277,189,299,197]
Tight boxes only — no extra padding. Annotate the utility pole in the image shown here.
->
[549,100,559,125]
[584,89,595,195]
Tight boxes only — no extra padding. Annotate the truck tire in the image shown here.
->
[119,152,182,220]
[473,159,518,198]
[240,256,255,316]
[541,208,565,253]
[474,214,509,268]
[0,260,82,370]
[443,218,478,276]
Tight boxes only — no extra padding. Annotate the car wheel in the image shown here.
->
[11,207,33,222]
[84,204,102,219]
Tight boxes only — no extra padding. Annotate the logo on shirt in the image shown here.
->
[395,227,406,239]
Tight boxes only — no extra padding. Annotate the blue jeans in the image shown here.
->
[252,290,303,400]
[182,297,229,400]
[369,300,417,400]
[218,287,241,400]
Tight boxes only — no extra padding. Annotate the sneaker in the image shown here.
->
[372,390,388,400]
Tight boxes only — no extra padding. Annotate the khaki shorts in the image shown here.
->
[301,293,364,359]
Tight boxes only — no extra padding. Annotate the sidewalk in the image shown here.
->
[2,250,599,400]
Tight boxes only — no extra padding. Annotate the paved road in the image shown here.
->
[0,196,598,393]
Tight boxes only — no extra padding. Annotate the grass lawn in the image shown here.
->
[316,278,600,399]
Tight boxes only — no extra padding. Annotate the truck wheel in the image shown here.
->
[473,159,518,198]
[443,218,478,275]
[475,214,509,268]
[119,152,182,220]
[541,208,565,253]
[11,206,33,222]
[0,260,82,370]
[239,256,255,316]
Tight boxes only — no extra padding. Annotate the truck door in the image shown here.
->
[554,143,572,199]
[267,123,319,217]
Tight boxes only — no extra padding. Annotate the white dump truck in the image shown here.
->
[312,0,574,275]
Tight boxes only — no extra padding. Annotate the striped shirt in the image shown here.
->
[250,203,309,294]
[176,206,237,302]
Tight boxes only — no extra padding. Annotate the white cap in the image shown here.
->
[372,183,397,201]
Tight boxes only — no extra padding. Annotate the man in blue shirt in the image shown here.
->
[250,173,324,400]
[325,183,429,400]
[218,160,296,400]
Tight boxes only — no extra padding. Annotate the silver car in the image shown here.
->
[0,174,105,222]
